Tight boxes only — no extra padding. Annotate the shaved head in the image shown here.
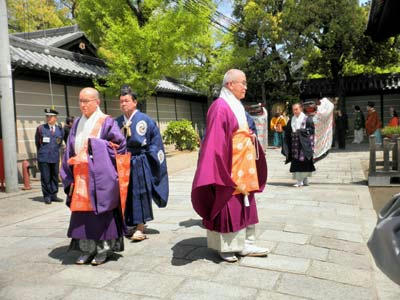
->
[80,87,100,100]
[222,69,247,100]
[79,87,101,118]
[222,69,246,86]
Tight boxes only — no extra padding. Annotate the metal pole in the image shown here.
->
[0,0,19,192]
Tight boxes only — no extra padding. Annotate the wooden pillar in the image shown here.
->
[189,102,193,122]
[11,73,18,152]
[64,85,70,117]
[174,96,178,120]
[369,135,376,175]
[392,141,397,170]
[103,93,108,114]
[383,137,390,171]
[155,94,160,125]
[397,137,400,171]
[12,73,16,124]
[380,92,384,125]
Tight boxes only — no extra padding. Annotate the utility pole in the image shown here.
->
[0,0,19,192]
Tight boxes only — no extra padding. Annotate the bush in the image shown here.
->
[381,126,400,136]
[163,119,199,151]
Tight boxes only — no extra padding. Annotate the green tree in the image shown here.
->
[175,20,243,101]
[76,0,229,99]
[232,0,305,104]
[232,0,400,106]
[290,0,400,102]
[7,0,73,32]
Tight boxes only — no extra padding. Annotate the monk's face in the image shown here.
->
[79,90,100,118]
[226,73,247,100]
[119,94,137,116]
[292,104,302,117]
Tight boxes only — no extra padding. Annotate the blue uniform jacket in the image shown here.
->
[115,111,169,209]
[35,123,64,163]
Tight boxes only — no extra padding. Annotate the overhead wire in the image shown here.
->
[171,0,243,38]
[185,0,246,40]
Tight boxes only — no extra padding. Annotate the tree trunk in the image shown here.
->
[261,81,266,105]
[330,59,345,112]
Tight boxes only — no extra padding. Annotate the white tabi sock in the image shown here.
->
[244,195,250,207]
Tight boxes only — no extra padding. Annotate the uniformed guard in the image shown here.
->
[35,108,64,204]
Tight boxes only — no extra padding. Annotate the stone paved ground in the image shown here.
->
[1,146,400,299]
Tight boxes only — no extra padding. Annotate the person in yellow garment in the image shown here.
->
[270,112,286,148]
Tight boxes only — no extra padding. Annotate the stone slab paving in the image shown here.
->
[1,145,400,299]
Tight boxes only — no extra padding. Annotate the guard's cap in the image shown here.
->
[44,108,59,116]
[367,101,375,107]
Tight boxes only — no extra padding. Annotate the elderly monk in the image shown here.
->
[282,103,316,187]
[61,87,127,265]
[191,69,268,262]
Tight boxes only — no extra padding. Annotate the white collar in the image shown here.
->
[123,109,138,124]
[75,106,105,153]
[291,112,307,132]
[219,87,247,128]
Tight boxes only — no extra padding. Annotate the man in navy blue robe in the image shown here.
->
[115,85,169,241]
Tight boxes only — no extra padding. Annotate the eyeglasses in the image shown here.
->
[231,80,247,87]
[79,99,96,104]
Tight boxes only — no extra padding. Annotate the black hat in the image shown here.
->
[120,84,137,100]
[367,101,375,108]
[44,108,59,116]
[66,116,74,124]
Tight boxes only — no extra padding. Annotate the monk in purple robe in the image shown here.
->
[61,87,126,265]
[191,69,268,262]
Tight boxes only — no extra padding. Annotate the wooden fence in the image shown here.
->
[369,135,400,186]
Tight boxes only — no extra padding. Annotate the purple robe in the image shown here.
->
[61,116,127,240]
[191,98,268,233]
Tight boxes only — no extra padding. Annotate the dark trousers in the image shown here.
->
[336,129,346,149]
[38,162,59,199]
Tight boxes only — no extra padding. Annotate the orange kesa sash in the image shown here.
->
[231,126,260,196]
[68,115,108,212]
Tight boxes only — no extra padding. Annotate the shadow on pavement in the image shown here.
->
[268,180,367,187]
[171,237,222,265]
[145,228,161,235]
[179,218,204,228]
[48,245,78,265]
[30,196,44,203]
[267,182,294,187]
[125,226,160,238]
[48,245,123,265]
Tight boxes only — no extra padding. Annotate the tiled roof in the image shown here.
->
[28,32,84,47]
[11,25,91,48]
[10,26,203,95]
[156,79,202,96]
[9,35,107,79]
[300,73,400,97]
